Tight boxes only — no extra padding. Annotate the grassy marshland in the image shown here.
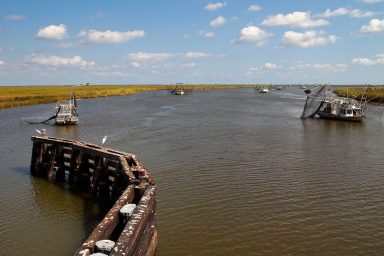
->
[0,84,262,110]
[334,86,384,104]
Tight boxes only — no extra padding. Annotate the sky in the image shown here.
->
[0,0,383,86]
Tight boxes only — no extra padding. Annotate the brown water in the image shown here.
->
[1,88,384,255]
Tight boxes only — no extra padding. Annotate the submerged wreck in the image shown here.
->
[30,136,157,256]
[301,85,369,122]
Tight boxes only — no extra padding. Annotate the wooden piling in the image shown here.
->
[30,136,157,256]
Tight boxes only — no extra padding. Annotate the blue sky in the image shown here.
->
[0,0,383,85]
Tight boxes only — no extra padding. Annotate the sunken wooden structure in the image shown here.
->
[30,136,157,256]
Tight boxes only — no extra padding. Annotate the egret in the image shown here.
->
[101,136,108,146]
[36,128,47,136]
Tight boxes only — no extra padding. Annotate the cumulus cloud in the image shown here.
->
[36,24,67,40]
[210,16,226,27]
[78,29,145,44]
[29,54,95,67]
[352,53,384,65]
[262,11,329,27]
[232,25,272,45]
[4,14,25,21]
[281,30,337,48]
[360,19,384,33]
[248,5,262,12]
[318,7,375,18]
[204,2,226,11]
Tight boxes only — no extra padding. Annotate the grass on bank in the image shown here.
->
[334,86,384,104]
[0,84,263,110]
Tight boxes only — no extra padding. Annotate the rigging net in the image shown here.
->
[301,85,330,119]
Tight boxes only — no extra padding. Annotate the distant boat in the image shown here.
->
[258,87,269,93]
[22,90,79,125]
[168,83,192,95]
[301,85,368,122]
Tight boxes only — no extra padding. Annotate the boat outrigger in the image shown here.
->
[301,85,369,122]
[21,90,79,125]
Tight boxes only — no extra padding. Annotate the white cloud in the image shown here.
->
[352,53,384,65]
[29,54,95,67]
[248,5,261,12]
[210,16,226,27]
[319,8,375,18]
[185,52,209,58]
[204,31,215,37]
[36,24,67,40]
[360,19,384,33]
[292,63,348,72]
[264,62,278,69]
[320,8,350,17]
[128,52,173,67]
[78,29,145,44]
[163,62,196,69]
[281,30,337,48]
[349,9,375,18]
[4,14,25,21]
[246,62,280,75]
[262,11,329,27]
[0,60,5,65]
[204,2,226,11]
[232,25,272,44]
[198,30,215,37]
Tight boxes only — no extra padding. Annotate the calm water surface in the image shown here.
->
[1,88,384,255]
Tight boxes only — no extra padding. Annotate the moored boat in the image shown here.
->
[301,84,368,122]
[258,87,269,93]
[55,91,78,125]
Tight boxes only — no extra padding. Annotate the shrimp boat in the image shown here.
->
[167,83,192,95]
[301,85,369,122]
[55,90,78,125]
[21,90,79,125]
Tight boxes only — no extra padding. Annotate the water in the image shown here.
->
[1,88,384,255]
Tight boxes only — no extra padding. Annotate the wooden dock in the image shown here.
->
[30,136,157,256]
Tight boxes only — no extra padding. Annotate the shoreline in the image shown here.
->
[0,84,261,110]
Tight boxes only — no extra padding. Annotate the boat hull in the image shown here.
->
[55,115,78,125]
[317,111,363,122]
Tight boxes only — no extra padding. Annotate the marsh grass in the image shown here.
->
[0,84,261,110]
[334,86,384,104]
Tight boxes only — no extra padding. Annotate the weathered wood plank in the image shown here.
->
[74,185,136,256]
[110,186,156,256]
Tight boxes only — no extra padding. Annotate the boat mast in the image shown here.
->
[360,84,370,115]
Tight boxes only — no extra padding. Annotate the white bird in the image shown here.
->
[36,128,47,136]
[101,136,108,146]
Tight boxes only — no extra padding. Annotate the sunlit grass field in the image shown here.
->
[334,86,384,104]
[0,84,262,110]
